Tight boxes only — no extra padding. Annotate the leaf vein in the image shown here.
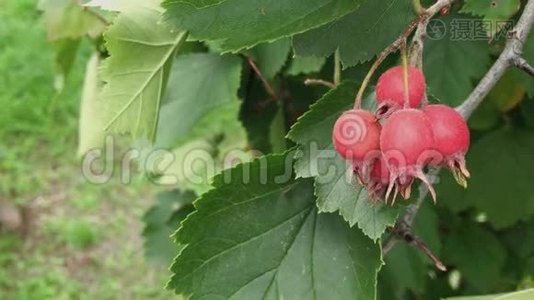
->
[176,205,313,286]
[104,32,186,132]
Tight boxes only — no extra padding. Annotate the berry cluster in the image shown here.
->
[333,66,470,204]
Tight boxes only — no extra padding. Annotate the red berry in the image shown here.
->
[423,104,471,187]
[380,109,435,166]
[366,156,390,203]
[422,105,469,157]
[333,109,381,181]
[440,6,450,15]
[380,109,438,203]
[370,156,390,184]
[376,66,426,118]
[333,109,381,161]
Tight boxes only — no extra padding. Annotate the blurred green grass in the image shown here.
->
[0,0,172,298]
[0,0,82,199]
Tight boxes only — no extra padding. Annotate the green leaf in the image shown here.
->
[437,173,474,214]
[446,289,534,300]
[522,100,534,128]
[287,56,326,76]
[502,222,534,259]
[443,223,506,292]
[39,0,106,41]
[269,105,288,153]
[163,0,363,52]
[147,53,247,194]
[442,223,506,292]
[101,5,187,141]
[462,0,520,17]
[156,53,243,148]
[413,202,441,255]
[522,32,534,97]
[438,129,534,228]
[149,101,248,195]
[168,153,382,299]
[468,100,501,131]
[288,82,399,240]
[246,38,291,79]
[293,0,415,67]
[174,0,229,8]
[381,244,427,297]
[461,0,520,37]
[424,14,491,106]
[143,190,195,265]
[148,140,212,195]
[488,70,526,112]
[240,76,281,153]
[86,0,131,12]
[78,54,106,155]
[53,39,80,80]
[314,155,400,240]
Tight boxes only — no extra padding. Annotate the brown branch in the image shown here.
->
[409,0,454,67]
[457,0,534,118]
[382,168,441,268]
[383,0,534,271]
[383,211,447,272]
[246,57,278,100]
[413,237,447,271]
[512,56,534,77]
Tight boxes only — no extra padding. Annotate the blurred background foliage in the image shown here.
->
[0,0,172,298]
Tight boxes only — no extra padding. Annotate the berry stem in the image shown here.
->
[401,39,410,109]
[354,55,384,108]
[353,17,422,108]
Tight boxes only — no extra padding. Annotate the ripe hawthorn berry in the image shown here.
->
[376,66,426,118]
[333,109,381,182]
[423,104,470,187]
[380,109,439,204]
